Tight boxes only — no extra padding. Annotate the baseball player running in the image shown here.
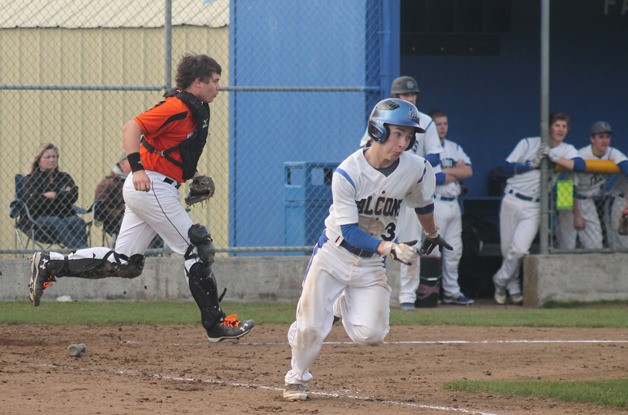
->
[493,112,585,305]
[360,76,442,311]
[556,121,628,249]
[28,53,254,342]
[428,109,474,305]
[283,98,452,401]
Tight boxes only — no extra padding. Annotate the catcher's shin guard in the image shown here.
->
[187,262,225,330]
[40,251,145,280]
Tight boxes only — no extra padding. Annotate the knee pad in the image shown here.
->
[114,253,145,279]
[185,224,216,266]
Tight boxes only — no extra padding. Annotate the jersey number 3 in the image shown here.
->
[382,222,396,241]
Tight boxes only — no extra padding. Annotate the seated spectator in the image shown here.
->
[94,152,163,251]
[94,152,131,236]
[23,143,88,249]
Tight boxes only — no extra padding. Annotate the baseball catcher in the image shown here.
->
[28,54,255,343]
[186,175,215,206]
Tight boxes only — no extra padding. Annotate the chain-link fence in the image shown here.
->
[1,0,388,257]
[4,1,625,260]
[1,0,232,257]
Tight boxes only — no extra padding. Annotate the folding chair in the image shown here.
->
[89,199,118,247]
[9,173,92,254]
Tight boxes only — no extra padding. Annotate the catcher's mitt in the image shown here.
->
[618,208,628,236]
[185,175,215,206]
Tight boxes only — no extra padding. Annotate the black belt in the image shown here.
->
[575,194,589,200]
[508,189,539,202]
[434,194,456,201]
[340,240,375,258]
[163,177,181,189]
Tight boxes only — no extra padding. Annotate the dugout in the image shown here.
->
[228,0,628,257]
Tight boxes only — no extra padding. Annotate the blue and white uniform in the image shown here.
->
[557,145,628,249]
[284,149,435,387]
[433,139,471,298]
[493,137,580,296]
[360,111,441,305]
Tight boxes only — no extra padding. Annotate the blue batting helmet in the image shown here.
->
[367,98,424,150]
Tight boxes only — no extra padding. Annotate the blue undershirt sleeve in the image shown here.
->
[502,160,532,175]
[572,157,586,172]
[415,203,434,215]
[340,223,381,253]
[619,160,628,177]
[425,153,440,167]
[435,172,446,185]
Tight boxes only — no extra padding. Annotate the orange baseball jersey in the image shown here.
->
[135,96,197,183]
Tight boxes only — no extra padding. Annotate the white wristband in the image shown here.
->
[423,229,439,239]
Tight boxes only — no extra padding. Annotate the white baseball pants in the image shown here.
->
[396,204,422,304]
[555,197,603,249]
[432,198,463,297]
[50,171,198,272]
[284,237,391,386]
[493,193,540,295]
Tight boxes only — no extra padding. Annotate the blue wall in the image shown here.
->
[404,0,628,197]
[229,0,628,249]
[229,0,398,248]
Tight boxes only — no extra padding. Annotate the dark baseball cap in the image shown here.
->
[391,76,420,95]
[590,121,612,135]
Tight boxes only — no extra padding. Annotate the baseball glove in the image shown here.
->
[185,175,215,206]
[420,234,453,256]
[618,208,628,236]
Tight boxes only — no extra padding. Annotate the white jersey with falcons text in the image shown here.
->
[359,111,442,158]
[505,136,579,198]
[324,149,436,244]
[435,139,472,198]
[574,145,628,197]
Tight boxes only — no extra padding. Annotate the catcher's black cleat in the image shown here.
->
[29,252,55,307]
[206,314,255,342]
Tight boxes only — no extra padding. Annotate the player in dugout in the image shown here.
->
[493,112,585,305]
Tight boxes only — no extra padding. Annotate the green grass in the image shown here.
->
[0,300,626,327]
[2,300,626,409]
[446,379,628,408]
[389,305,628,328]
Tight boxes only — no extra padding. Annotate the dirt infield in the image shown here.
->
[1,322,626,415]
